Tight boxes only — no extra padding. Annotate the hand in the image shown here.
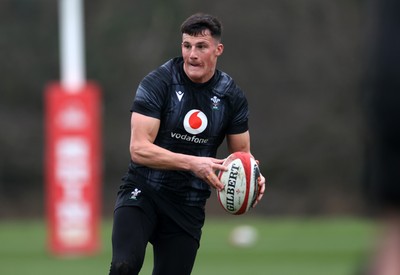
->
[252,161,266,208]
[190,157,227,191]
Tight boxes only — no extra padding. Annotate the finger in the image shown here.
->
[205,172,213,182]
[259,176,265,193]
[257,183,265,200]
[212,158,226,164]
[206,172,224,191]
[213,163,228,172]
[252,177,266,208]
[253,198,261,207]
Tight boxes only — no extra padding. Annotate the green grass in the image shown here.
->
[0,217,375,275]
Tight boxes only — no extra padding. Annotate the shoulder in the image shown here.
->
[132,58,184,113]
[214,70,245,99]
[141,57,184,86]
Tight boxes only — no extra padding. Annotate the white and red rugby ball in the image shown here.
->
[217,152,260,215]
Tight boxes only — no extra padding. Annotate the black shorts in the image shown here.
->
[114,180,206,243]
[110,182,205,275]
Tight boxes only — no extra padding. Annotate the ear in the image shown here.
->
[215,43,224,56]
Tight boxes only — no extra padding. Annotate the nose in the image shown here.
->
[189,47,198,59]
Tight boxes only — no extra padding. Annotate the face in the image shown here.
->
[181,30,224,83]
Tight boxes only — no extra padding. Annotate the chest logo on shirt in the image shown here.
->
[176,90,184,101]
[211,96,220,110]
[183,109,208,135]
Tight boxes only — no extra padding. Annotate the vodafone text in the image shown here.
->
[226,163,239,211]
[170,132,208,144]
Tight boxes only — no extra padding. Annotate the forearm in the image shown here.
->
[130,140,226,190]
[130,141,194,171]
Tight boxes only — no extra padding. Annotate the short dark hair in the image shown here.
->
[180,13,223,41]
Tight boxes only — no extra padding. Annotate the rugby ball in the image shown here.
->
[217,152,260,215]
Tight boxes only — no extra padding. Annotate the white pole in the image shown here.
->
[59,0,85,93]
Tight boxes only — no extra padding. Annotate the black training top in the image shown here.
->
[124,57,249,206]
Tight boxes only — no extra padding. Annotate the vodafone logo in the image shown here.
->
[183,109,208,135]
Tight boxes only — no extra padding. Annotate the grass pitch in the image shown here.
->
[0,217,374,275]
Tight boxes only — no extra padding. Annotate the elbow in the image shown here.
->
[130,142,143,163]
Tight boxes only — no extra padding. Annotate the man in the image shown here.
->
[109,13,266,275]
[362,0,400,274]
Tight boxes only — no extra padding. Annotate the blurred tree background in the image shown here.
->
[0,0,367,218]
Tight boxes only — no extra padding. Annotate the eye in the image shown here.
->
[197,44,207,50]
